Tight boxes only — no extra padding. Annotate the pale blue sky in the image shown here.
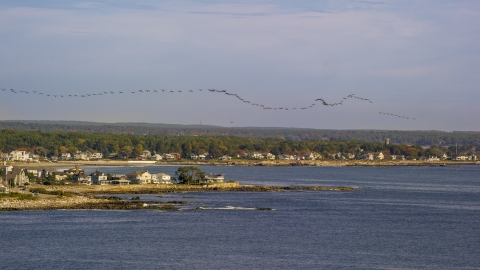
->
[0,0,478,131]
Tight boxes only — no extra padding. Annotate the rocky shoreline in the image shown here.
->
[0,183,354,211]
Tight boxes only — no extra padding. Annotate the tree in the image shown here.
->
[175,166,205,185]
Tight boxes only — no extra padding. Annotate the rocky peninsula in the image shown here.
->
[0,183,354,211]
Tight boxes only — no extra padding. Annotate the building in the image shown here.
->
[72,172,92,185]
[111,174,130,185]
[9,150,30,161]
[203,173,225,183]
[91,170,109,185]
[127,170,152,184]
[151,173,172,184]
[3,167,29,187]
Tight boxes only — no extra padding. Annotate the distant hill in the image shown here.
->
[1,120,479,146]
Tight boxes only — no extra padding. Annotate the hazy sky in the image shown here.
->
[0,0,479,131]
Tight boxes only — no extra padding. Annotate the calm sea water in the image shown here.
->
[1,165,479,269]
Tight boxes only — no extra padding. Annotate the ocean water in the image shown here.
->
[1,165,479,269]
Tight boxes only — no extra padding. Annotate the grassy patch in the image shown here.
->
[29,188,73,197]
[0,192,38,200]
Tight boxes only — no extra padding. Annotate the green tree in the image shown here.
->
[175,166,205,185]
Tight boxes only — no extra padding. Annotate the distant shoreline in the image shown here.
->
[4,159,479,168]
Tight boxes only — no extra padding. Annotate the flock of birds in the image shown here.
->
[379,112,416,120]
[1,87,415,120]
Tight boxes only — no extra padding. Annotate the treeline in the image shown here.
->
[0,129,476,160]
[1,121,479,145]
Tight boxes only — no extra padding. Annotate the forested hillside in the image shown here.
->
[1,120,479,146]
[0,129,477,160]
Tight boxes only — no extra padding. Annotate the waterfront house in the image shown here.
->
[74,151,89,161]
[59,153,72,160]
[151,173,172,184]
[304,153,316,160]
[203,173,225,183]
[163,153,176,160]
[89,152,103,160]
[127,170,152,184]
[391,155,405,160]
[111,174,130,185]
[152,154,163,161]
[90,170,109,185]
[72,172,92,185]
[64,167,85,175]
[374,152,384,160]
[4,167,29,187]
[362,153,374,160]
[219,155,232,161]
[9,150,31,161]
[262,153,275,160]
[249,152,264,159]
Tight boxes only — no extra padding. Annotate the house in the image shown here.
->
[391,155,405,160]
[42,167,58,178]
[59,153,72,160]
[0,152,9,161]
[304,153,316,160]
[362,153,374,160]
[152,154,163,161]
[218,155,232,161]
[419,156,440,161]
[90,170,109,185]
[141,150,152,159]
[50,171,68,181]
[374,152,384,160]
[3,167,29,187]
[249,152,264,159]
[127,170,152,184]
[452,155,468,161]
[89,152,103,160]
[27,168,42,179]
[72,172,92,185]
[203,173,225,183]
[263,153,275,160]
[9,150,31,161]
[151,173,172,184]
[163,153,176,160]
[111,174,130,185]
[74,151,89,161]
[191,153,208,160]
[277,154,295,160]
[64,167,85,175]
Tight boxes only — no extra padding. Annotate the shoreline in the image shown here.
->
[0,183,354,211]
[4,159,479,168]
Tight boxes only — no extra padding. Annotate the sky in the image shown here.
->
[0,0,479,131]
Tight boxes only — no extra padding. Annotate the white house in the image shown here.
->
[374,152,385,160]
[219,155,232,161]
[152,154,163,161]
[142,150,152,158]
[59,153,72,160]
[89,152,103,160]
[127,170,152,184]
[203,173,225,183]
[249,152,264,159]
[151,173,172,184]
[9,150,31,161]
